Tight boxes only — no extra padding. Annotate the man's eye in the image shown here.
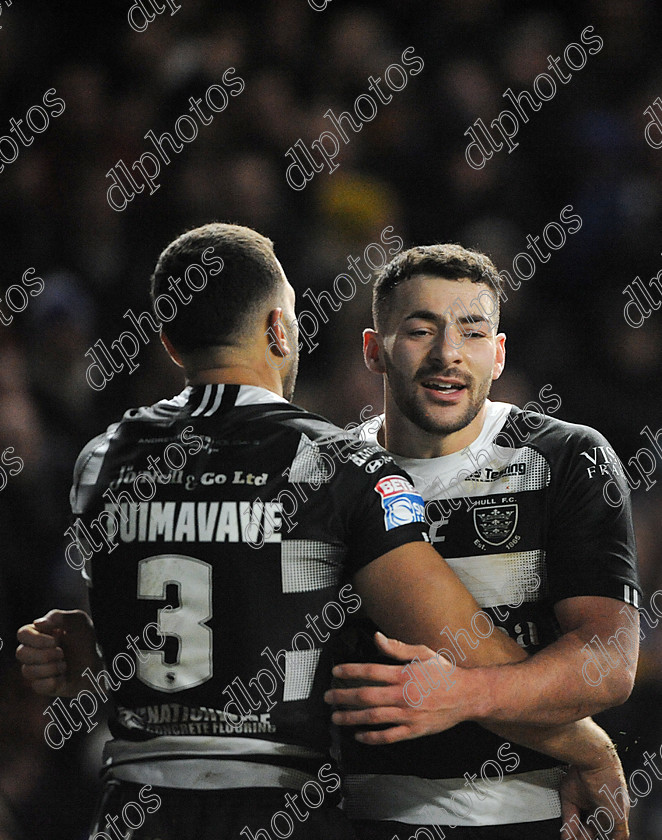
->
[466,331,487,338]
[409,328,432,336]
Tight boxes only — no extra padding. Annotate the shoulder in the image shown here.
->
[499,406,614,457]
[72,422,121,495]
[72,395,178,479]
[276,407,402,484]
[496,408,627,500]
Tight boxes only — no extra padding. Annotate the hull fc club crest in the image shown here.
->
[473,504,518,546]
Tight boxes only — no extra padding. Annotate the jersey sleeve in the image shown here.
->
[546,424,640,606]
[70,425,119,514]
[333,451,429,577]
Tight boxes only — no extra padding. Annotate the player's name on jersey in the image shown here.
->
[102,500,283,543]
[109,465,268,490]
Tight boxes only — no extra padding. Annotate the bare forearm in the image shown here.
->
[464,628,634,726]
[486,716,618,771]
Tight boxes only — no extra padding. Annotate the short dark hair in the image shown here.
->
[372,243,503,329]
[150,222,283,352]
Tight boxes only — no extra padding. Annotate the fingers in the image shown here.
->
[325,684,402,709]
[33,609,70,634]
[16,639,64,665]
[16,623,61,650]
[21,659,67,681]
[373,631,436,662]
[355,725,417,745]
[331,662,404,683]
[22,673,66,696]
[331,706,405,727]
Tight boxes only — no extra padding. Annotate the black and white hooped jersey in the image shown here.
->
[70,384,428,791]
[340,400,640,827]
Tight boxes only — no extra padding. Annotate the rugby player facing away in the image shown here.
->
[18,226,631,840]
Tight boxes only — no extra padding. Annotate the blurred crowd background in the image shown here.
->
[1,0,661,836]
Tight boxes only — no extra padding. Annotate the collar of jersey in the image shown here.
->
[357,401,513,499]
[180,383,289,414]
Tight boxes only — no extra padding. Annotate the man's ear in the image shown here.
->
[363,328,386,374]
[161,332,184,368]
[492,332,506,380]
[266,307,292,360]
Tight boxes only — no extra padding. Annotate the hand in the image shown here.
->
[561,750,630,840]
[324,631,470,744]
[16,609,101,697]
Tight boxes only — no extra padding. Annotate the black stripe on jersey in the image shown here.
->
[220,384,240,413]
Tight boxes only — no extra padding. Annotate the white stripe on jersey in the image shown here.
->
[190,384,213,416]
[108,758,316,790]
[104,734,323,763]
[280,540,344,593]
[203,386,225,416]
[103,736,325,789]
[443,550,546,608]
[343,768,562,826]
[159,387,192,409]
[283,648,322,701]
[235,385,288,407]
[71,427,119,514]
[190,384,289,416]
[288,434,333,484]
[624,584,640,607]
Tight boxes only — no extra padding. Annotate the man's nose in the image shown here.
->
[428,323,464,366]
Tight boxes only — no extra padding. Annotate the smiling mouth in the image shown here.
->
[421,380,466,394]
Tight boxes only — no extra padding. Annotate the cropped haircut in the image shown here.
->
[372,243,503,330]
[150,223,282,353]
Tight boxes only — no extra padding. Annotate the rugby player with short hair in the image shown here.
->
[18,227,632,840]
[327,244,640,839]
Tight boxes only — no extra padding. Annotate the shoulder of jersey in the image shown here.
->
[276,407,398,475]
[501,407,612,456]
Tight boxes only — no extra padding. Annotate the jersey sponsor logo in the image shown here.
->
[473,503,518,546]
[467,462,527,482]
[365,457,390,474]
[197,471,268,487]
[349,446,393,472]
[110,464,186,489]
[580,445,626,480]
[118,704,277,736]
[117,707,149,731]
[374,475,425,531]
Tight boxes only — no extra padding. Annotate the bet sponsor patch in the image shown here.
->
[374,475,426,531]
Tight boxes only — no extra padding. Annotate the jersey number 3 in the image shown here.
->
[137,554,213,693]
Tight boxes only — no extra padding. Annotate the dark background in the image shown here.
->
[1,0,661,836]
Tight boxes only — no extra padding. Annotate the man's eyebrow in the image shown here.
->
[456,314,490,326]
[403,309,441,322]
[403,310,490,326]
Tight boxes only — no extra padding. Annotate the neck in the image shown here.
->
[184,362,283,397]
[380,393,488,458]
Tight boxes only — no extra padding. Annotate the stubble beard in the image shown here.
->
[281,316,299,402]
[387,362,493,437]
